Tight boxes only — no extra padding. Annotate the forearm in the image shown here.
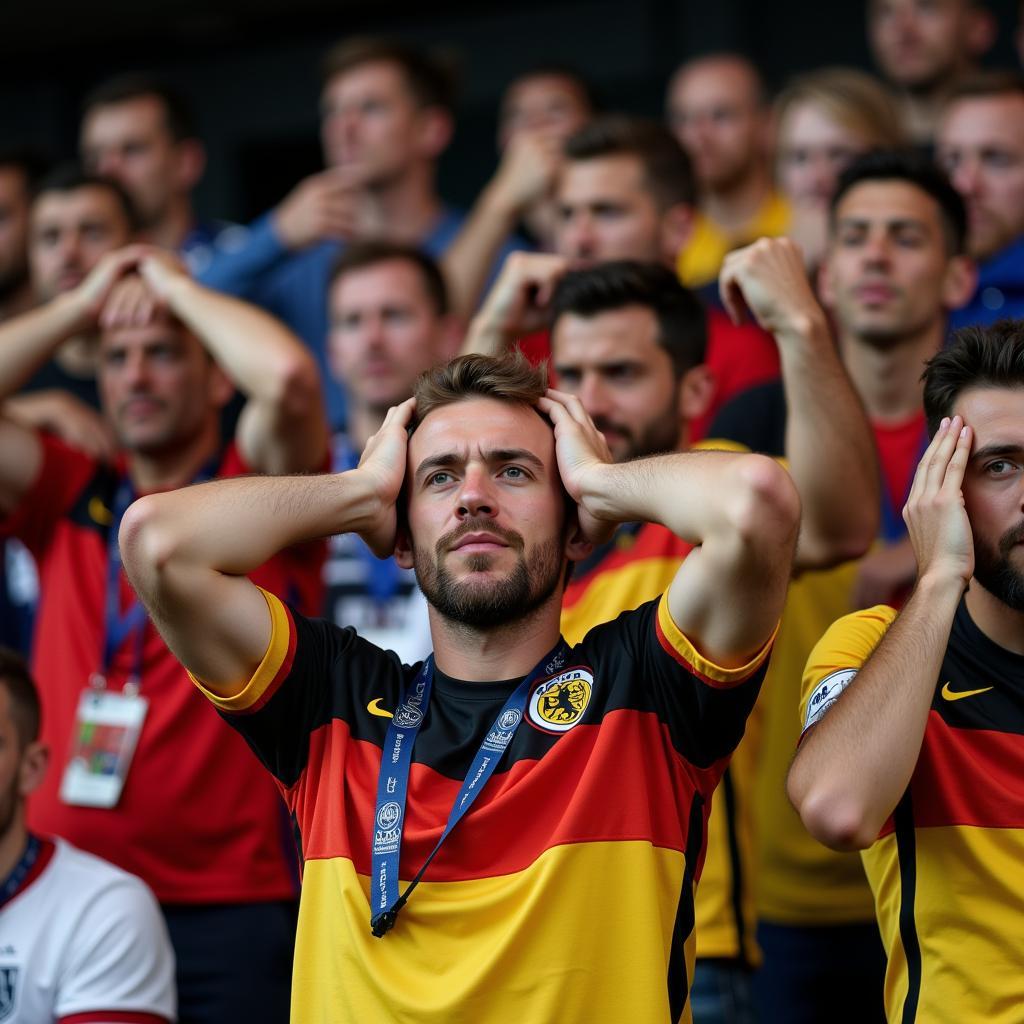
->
[0,294,87,398]
[779,314,880,568]
[788,573,961,850]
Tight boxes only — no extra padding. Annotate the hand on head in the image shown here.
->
[98,248,191,331]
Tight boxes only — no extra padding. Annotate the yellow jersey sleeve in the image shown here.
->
[798,605,897,739]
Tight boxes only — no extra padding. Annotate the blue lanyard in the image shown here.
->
[98,455,222,689]
[0,833,40,910]
[332,435,403,605]
[370,640,569,937]
[878,426,929,544]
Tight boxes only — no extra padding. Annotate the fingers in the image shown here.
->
[100,277,162,329]
[942,422,973,493]
[922,416,962,496]
[718,266,745,326]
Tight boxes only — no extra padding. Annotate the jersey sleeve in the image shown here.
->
[595,596,775,785]
[188,587,365,788]
[55,872,176,1023]
[0,433,96,557]
[798,605,897,740]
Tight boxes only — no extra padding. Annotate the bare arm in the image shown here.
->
[119,399,413,695]
[719,239,879,571]
[103,251,328,475]
[540,390,800,666]
[787,417,973,850]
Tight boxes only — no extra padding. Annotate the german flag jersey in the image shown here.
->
[799,600,1024,1023]
[192,588,774,1023]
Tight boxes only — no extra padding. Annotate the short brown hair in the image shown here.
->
[0,648,41,749]
[329,241,449,316]
[564,115,695,210]
[320,36,457,113]
[413,352,547,427]
[946,70,1024,107]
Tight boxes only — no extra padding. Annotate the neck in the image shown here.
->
[127,419,220,493]
[0,813,28,883]
[840,321,944,423]
[702,165,772,235]
[357,166,442,244]
[54,334,99,379]
[142,199,196,252]
[965,580,1024,656]
[346,403,388,454]
[428,596,563,682]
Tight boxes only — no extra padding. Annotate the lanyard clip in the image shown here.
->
[370,906,401,938]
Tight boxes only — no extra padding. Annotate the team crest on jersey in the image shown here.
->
[0,966,17,1022]
[528,668,594,733]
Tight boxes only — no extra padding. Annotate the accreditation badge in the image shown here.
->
[59,688,148,808]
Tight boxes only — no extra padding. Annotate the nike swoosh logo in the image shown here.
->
[941,682,993,702]
[367,698,393,718]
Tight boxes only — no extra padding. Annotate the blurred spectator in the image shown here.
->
[775,68,906,270]
[937,72,1024,327]
[200,36,521,429]
[0,247,328,1023]
[81,74,228,274]
[549,250,876,1024]
[666,54,789,289]
[0,149,48,323]
[465,116,781,436]
[710,151,974,1024]
[325,241,459,662]
[0,647,176,1024]
[867,0,995,147]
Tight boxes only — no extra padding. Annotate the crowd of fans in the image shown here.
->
[1,1,1023,1021]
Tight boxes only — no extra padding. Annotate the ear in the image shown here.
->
[19,740,48,799]
[678,363,715,429]
[941,254,977,312]
[417,108,454,160]
[393,523,414,570]
[174,139,207,194]
[660,203,694,265]
[563,513,595,564]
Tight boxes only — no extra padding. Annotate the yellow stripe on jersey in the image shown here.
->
[188,587,292,713]
[657,597,777,686]
[293,843,695,1023]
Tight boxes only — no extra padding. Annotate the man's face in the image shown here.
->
[958,386,1024,610]
[666,59,764,193]
[777,101,873,208]
[821,180,959,347]
[320,62,430,187]
[29,187,132,303]
[869,0,976,91]
[0,167,31,300]
[498,74,591,149]
[400,398,569,628]
[555,155,664,265]
[81,96,181,231]
[98,318,222,455]
[937,94,1024,261]
[552,305,682,462]
[328,259,452,411]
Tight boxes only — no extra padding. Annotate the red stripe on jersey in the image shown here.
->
[59,1013,170,1023]
[908,711,1024,830]
[237,603,299,716]
[291,708,725,882]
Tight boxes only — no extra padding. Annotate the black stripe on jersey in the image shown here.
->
[668,791,705,1022]
[895,792,922,1024]
[720,768,751,967]
[66,464,118,538]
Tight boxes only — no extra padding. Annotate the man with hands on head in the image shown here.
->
[120,351,800,1023]
[0,246,327,1023]
[789,322,1024,1024]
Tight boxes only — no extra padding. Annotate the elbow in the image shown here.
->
[787,771,877,852]
[728,455,802,550]
[118,495,181,589]
[267,350,321,418]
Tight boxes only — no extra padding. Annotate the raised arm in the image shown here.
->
[540,389,800,666]
[103,250,328,475]
[119,399,413,695]
[787,417,973,850]
[719,238,879,571]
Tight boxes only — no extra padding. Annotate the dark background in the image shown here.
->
[1,0,1019,223]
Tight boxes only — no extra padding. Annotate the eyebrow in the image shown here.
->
[414,447,544,481]
[837,217,929,232]
[971,444,1024,462]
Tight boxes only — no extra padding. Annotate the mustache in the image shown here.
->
[437,518,524,557]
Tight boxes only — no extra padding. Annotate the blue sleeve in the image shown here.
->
[196,212,291,299]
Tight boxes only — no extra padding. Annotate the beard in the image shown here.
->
[973,520,1024,612]
[414,519,565,629]
[591,395,681,463]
